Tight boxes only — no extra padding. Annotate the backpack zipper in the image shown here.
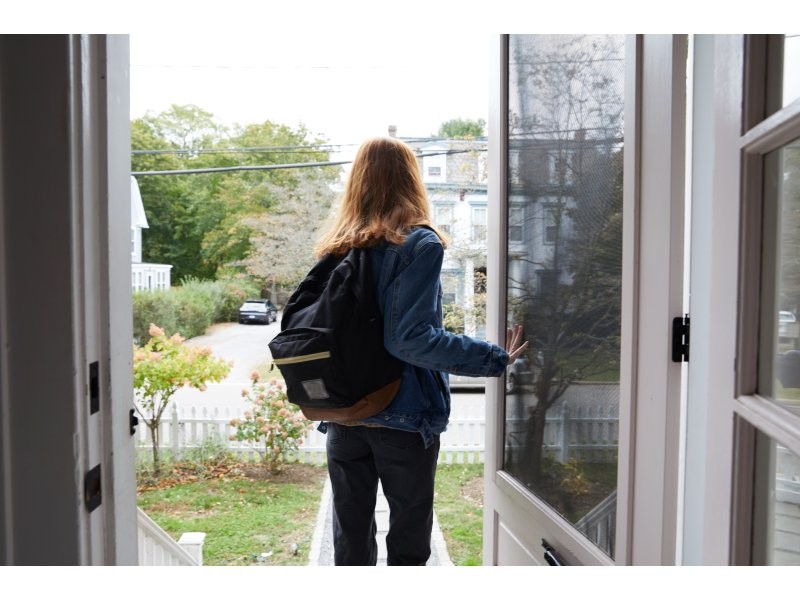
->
[273,351,331,365]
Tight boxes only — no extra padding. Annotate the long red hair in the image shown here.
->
[314,137,448,258]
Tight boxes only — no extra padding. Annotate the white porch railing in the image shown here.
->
[137,508,205,566]
[575,490,617,557]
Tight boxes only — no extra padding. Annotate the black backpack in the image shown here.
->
[267,247,405,422]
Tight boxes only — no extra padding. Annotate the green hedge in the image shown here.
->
[133,277,261,343]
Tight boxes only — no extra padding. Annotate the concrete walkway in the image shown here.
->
[308,477,453,566]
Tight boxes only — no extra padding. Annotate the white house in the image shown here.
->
[410,138,489,337]
[130,176,171,292]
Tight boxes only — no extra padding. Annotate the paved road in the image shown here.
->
[170,319,281,412]
[171,318,487,414]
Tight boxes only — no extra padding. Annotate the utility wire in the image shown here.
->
[132,159,351,176]
[131,143,358,155]
[131,137,482,156]
[131,149,486,177]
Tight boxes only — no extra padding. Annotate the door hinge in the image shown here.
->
[129,408,139,436]
[672,314,690,363]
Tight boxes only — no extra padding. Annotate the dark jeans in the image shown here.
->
[325,422,440,566]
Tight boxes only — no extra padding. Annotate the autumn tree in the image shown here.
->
[240,167,337,302]
[133,324,231,475]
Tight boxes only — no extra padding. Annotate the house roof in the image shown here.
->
[130,176,149,229]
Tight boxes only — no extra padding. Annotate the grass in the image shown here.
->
[434,463,484,566]
[137,460,327,566]
[137,455,486,566]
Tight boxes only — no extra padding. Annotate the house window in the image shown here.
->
[435,205,453,235]
[544,207,560,244]
[428,166,441,177]
[509,150,520,184]
[441,272,458,305]
[536,269,559,297]
[509,206,524,242]
[547,150,575,186]
[472,206,487,241]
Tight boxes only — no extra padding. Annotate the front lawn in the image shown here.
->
[137,457,487,566]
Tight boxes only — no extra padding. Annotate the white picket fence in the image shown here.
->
[134,400,618,466]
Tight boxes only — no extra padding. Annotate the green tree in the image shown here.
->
[436,118,486,138]
[133,324,231,475]
[140,103,226,150]
[132,107,339,282]
[132,106,229,281]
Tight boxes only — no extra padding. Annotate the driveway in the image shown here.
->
[170,319,280,412]
[169,317,486,415]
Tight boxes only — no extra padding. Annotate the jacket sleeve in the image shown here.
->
[382,237,509,377]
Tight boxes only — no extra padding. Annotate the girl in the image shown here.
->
[315,136,528,565]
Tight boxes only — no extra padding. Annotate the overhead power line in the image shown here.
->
[130,136,480,156]
[131,159,351,176]
[131,143,358,156]
[131,148,486,177]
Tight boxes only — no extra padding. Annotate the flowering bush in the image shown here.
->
[134,323,231,475]
[230,372,313,474]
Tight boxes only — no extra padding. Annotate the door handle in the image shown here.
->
[542,539,565,566]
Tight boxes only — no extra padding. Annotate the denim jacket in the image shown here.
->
[320,227,509,447]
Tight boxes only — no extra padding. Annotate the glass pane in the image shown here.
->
[504,34,625,559]
[784,35,800,108]
[753,432,800,565]
[766,35,800,115]
[762,137,800,417]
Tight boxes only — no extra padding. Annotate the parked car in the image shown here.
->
[239,298,278,324]
[449,355,535,393]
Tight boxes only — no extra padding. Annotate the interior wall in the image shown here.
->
[0,35,85,565]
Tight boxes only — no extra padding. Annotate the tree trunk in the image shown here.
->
[149,423,161,475]
[525,401,548,485]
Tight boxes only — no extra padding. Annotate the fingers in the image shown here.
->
[506,325,522,349]
[505,324,529,364]
[508,340,529,362]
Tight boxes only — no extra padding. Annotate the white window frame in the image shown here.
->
[472,205,487,242]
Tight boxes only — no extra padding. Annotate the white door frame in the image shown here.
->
[0,34,136,565]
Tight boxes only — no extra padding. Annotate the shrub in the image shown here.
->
[132,276,261,341]
[230,373,313,474]
[443,302,466,334]
[217,278,259,322]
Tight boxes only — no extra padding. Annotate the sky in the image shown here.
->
[6,1,789,158]
[129,31,491,148]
